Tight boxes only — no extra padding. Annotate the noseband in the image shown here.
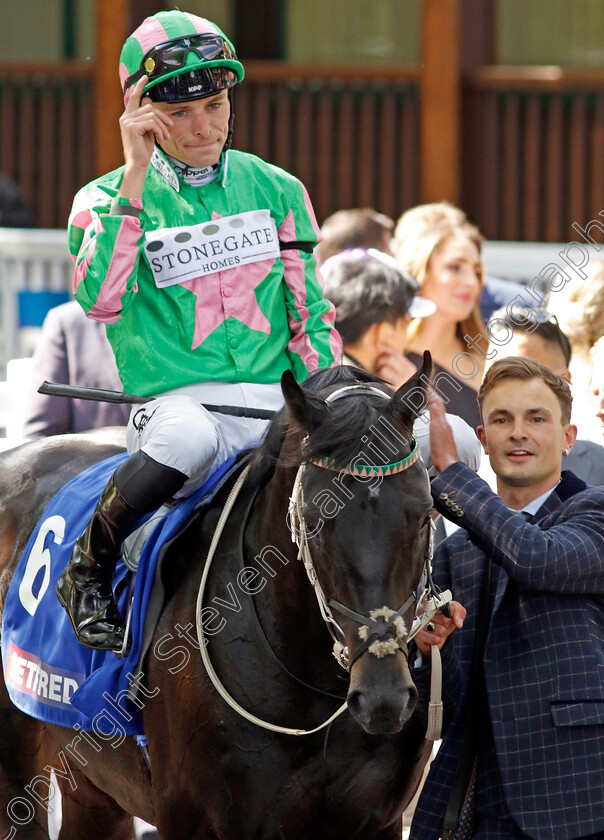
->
[288,383,451,672]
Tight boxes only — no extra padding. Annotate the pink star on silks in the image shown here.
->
[181,213,274,349]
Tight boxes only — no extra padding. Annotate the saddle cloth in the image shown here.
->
[1,452,241,735]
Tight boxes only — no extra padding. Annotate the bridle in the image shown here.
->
[195,382,451,736]
[288,383,451,673]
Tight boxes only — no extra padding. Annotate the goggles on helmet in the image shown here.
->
[124,33,237,92]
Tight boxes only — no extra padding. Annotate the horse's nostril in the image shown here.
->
[348,679,419,734]
[399,684,418,725]
[347,689,371,726]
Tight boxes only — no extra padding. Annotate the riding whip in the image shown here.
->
[38,381,277,420]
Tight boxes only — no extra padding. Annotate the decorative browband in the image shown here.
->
[308,437,421,477]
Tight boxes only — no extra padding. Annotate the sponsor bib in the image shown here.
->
[144,209,281,289]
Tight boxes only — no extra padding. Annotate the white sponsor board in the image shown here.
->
[144,209,280,288]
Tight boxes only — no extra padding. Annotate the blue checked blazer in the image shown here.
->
[411,464,604,840]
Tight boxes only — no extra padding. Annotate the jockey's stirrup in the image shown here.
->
[55,474,138,652]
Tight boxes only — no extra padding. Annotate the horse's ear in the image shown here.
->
[281,370,329,432]
[390,350,433,426]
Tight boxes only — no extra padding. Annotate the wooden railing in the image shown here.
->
[2,61,603,241]
[463,67,604,243]
[0,62,420,229]
[240,63,420,224]
[0,63,95,230]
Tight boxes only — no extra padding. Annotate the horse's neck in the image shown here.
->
[246,466,342,687]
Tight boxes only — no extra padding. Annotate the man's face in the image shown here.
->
[153,89,230,168]
[477,377,577,497]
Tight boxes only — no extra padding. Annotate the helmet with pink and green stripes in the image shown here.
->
[120,10,244,104]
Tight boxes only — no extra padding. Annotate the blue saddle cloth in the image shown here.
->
[1,453,239,735]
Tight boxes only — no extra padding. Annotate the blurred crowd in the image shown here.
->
[317,203,604,480]
[9,199,604,489]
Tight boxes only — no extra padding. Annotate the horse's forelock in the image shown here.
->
[253,366,415,474]
[300,399,414,470]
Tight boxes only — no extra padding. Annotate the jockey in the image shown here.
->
[56,9,342,653]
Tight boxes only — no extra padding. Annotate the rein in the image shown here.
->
[195,465,349,736]
[195,383,451,737]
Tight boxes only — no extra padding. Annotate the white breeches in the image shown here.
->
[126,382,284,498]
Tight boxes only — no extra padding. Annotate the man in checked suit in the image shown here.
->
[410,356,604,840]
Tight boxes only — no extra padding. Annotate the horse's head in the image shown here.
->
[280,353,434,735]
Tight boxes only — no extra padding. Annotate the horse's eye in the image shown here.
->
[305,518,320,535]
[302,508,323,538]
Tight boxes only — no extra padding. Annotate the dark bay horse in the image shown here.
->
[0,356,439,840]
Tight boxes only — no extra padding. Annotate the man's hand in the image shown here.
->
[428,386,460,473]
[117,76,174,198]
[414,600,466,656]
[375,344,417,388]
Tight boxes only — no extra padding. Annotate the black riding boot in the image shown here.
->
[56,451,187,652]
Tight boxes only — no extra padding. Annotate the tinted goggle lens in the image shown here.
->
[126,34,235,90]
[151,35,232,71]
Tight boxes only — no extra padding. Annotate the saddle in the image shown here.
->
[1,452,249,735]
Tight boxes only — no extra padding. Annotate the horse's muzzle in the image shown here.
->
[346,651,418,735]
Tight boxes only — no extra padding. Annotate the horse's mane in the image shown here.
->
[252,365,412,478]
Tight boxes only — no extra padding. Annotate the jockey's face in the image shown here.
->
[154,89,230,168]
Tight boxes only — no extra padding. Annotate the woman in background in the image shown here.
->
[547,259,604,444]
[394,205,487,429]
[591,336,604,437]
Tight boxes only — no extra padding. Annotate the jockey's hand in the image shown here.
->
[118,76,174,194]
[414,600,466,656]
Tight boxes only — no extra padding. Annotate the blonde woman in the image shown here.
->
[395,208,488,429]
[591,336,604,437]
[548,259,604,443]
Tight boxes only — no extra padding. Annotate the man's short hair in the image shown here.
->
[479,357,573,425]
[488,308,572,368]
[316,208,394,264]
[321,250,419,344]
